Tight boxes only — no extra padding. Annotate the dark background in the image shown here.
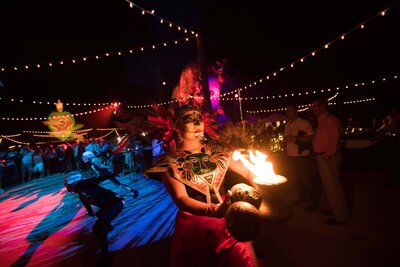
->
[0,0,399,134]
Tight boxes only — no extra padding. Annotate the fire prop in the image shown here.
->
[225,201,261,242]
[230,183,262,209]
[232,149,287,185]
[226,183,262,241]
[232,150,292,221]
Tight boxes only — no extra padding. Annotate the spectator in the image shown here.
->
[0,149,6,193]
[44,144,58,175]
[64,142,75,173]
[32,146,45,178]
[57,144,67,173]
[284,103,319,211]
[5,146,20,185]
[86,137,101,156]
[20,145,34,182]
[387,108,400,134]
[311,98,349,225]
[151,138,164,162]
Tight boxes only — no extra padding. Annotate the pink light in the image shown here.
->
[208,76,220,111]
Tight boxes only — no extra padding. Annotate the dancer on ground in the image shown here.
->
[82,151,139,198]
[64,172,124,258]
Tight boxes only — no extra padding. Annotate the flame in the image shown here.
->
[233,149,287,185]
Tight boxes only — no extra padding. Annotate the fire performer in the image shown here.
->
[145,104,262,267]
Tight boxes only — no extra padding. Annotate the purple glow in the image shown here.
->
[208,76,220,111]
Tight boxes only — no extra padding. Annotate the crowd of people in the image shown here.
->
[0,136,164,194]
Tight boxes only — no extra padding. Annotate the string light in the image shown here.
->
[95,129,117,139]
[246,93,375,114]
[0,135,30,145]
[217,74,397,102]
[219,4,397,97]
[36,140,73,145]
[96,128,120,131]
[125,0,197,36]
[0,97,111,107]
[1,105,114,122]
[126,74,397,108]
[22,129,93,135]
[0,36,197,72]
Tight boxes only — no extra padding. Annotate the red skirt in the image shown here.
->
[170,211,259,267]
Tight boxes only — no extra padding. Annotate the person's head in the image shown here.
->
[285,104,298,121]
[174,105,204,142]
[82,151,95,163]
[311,98,328,117]
[64,172,82,193]
[58,144,65,151]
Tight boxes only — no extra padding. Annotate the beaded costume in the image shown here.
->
[144,104,259,266]
[145,144,232,204]
[145,144,259,267]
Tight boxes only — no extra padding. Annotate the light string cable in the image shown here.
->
[0,134,30,145]
[220,3,399,98]
[23,129,93,135]
[124,0,197,35]
[246,92,376,114]
[0,36,197,72]
[127,73,397,109]
[95,129,117,140]
[0,97,111,107]
[247,91,339,114]
[224,74,398,102]
[1,104,115,121]
[245,73,397,114]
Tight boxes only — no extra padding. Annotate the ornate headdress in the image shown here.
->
[147,104,219,153]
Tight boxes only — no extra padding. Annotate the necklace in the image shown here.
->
[180,145,205,154]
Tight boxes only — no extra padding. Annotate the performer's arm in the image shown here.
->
[97,172,116,182]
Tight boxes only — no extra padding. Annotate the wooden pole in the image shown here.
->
[196,34,212,114]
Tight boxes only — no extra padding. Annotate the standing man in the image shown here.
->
[311,98,348,225]
[20,145,34,182]
[284,103,319,211]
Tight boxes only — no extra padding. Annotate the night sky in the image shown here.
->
[0,0,399,134]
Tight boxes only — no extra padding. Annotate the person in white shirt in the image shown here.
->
[20,145,34,181]
[284,103,319,211]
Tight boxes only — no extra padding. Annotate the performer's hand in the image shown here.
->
[215,190,232,218]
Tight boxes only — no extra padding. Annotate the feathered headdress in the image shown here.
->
[147,104,220,153]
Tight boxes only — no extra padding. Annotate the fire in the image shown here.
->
[233,149,287,185]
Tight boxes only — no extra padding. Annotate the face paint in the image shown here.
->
[181,112,203,126]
